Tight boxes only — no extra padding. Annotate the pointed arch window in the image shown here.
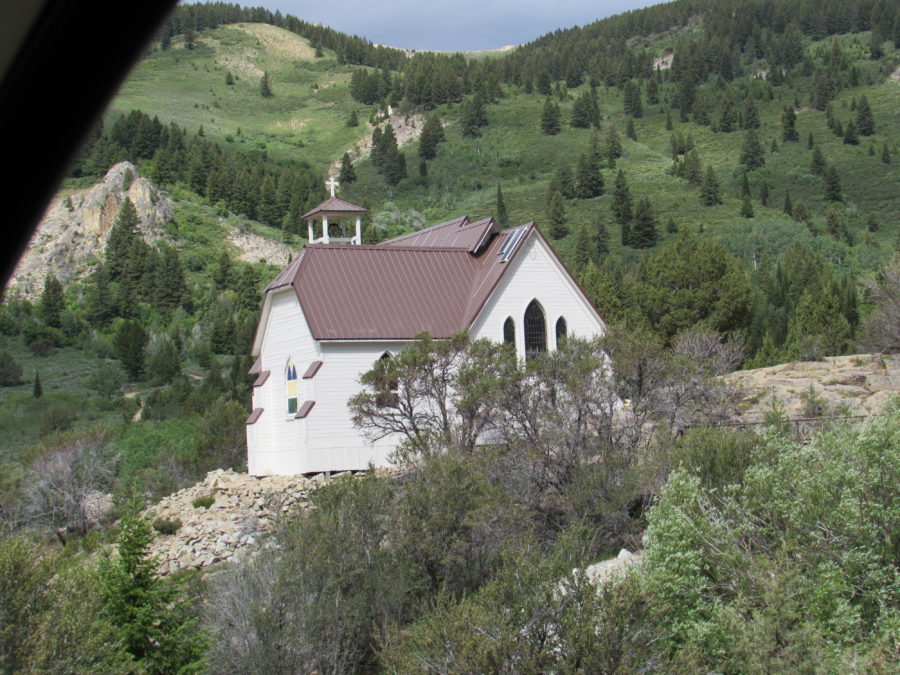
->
[286,359,298,414]
[555,317,567,347]
[503,317,515,346]
[375,352,399,408]
[524,299,547,357]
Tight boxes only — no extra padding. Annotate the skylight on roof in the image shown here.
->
[498,226,526,262]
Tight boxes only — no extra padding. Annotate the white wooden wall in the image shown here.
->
[470,233,605,353]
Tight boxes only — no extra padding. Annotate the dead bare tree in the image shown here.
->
[22,431,116,537]
[858,254,900,353]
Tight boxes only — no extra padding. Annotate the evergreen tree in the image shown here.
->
[700,166,722,206]
[213,251,233,291]
[571,223,595,272]
[113,320,147,380]
[549,163,575,200]
[97,509,206,673]
[812,72,835,110]
[546,191,567,240]
[460,95,486,138]
[570,93,592,128]
[808,132,815,149]
[855,94,874,136]
[810,146,827,176]
[843,120,859,145]
[740,172,751,198]
[759,181,769,207]
[0,351,23,386]
[742,95,760,129]
[32,370,42,398]
[225,72,234,86]
[824,165,843,202]
[541,98,561,135]
[338,153,356,184]
[665,110,673,131]
[154,245,190,312]
[259,71,273,98]
[38,275,64,329]
[882,142,891,164]
[740,194,755,218]
[611,170,632,226]
[783,188,794,217]
[105,198,140,280]
[739,129,765,170]
[666,217,678,234]
[594,208,610,257]
[781,105,799,142]
[183,27,195,50]
[418,114,445,159]
[419,159,428,179]
[86,263,114,326]
[631,197,658,248]
[346,110,359,127]
[236,265,262,313]
[605,126,622,167]
[625,117,637,141]
[575,142,604,199]
[682,150,702,187]
[867,214,879,233]
[718,91,738,132]
[496,184,508,227]
[147,340,182,385]
[622,80,642,117]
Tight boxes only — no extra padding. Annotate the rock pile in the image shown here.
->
[144,468,332,576]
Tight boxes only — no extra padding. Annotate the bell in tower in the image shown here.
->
[301,177,367,245]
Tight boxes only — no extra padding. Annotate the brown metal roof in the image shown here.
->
[265,221,535,340]
[253,370,270,387]
[248,357,262,375]
[380,216,499,253]
[246,408,264,425]
[301,197,367,220]
[295,400,315,419]
[302,361,323,379]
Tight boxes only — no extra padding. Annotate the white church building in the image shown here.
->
[246,191,606,476]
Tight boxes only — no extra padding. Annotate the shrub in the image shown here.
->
[152,517,182,535]
[0,351,23,386]
[40,404,75,437]
[191,495,214,509]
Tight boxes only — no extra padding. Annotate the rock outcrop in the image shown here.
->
[144,469,335,575]
[724,353,900,423]
[7,162,172,298]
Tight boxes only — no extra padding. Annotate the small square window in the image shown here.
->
[287,397,298,414]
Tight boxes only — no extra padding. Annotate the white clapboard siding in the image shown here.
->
[470,233,605,354]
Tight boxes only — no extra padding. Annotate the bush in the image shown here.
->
[0,351,23,386]
[191,495,214,509]
[152,517,182,535]
[40,404,75,437]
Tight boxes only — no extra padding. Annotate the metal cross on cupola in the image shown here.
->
[301,180,367,246]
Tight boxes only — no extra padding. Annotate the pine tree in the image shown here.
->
[575,142,604,199]
[225,72,234,86]
[781,105,799,142]
[807,132,815,149]
[572,223,596,272]
[338,153,356,184]
[605,126,622,167]
[700,166,721,206]
[38,275,65,329]
[665,110,673,130]
[882,142,891,164]
[742,95,760,129]
[855,94,874,136]
[631,198,658,248]
[541,98,561,135]
[666,217,678,234]
[460,95,486,138]
[740,194,755,218]
[783,189,794,217]
[759,181,769,207]
[105,198,139,280]
[718,91,738,132]
[419,159,428,179]
[546,191,567,240]
[32,370,42,398]
[113,320,147,379]
[622,80,642,117]
[824,165,842,201]
[810,146,827,176]
[549,163,575,200]
[740,172,751,198]
[259,71,273,98]
[611,170,632,226]
[570,93,592,128]
[86,263,114,326]
[739,129,765,170]
[867,214,879,232]
[0,351,23,386]
[97,509,206,673]
[418,114,445,159]
[496,184,509,227]
[625,117,637,141]
[346,110,359,127]
[594,209,610,257]
[843,120,859,145]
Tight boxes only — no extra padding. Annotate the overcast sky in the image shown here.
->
[223,1,665,51]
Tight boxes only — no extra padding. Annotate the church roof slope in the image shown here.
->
[268,223,534,340]
[381,216,497,253]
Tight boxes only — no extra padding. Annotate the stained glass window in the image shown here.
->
[524,300,546,357]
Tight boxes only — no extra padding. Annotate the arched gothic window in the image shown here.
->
[376,352,399,407]
[503,317,515,346]
[555,317,567,347]
[524,299,547,357]
[286,359,298,414]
